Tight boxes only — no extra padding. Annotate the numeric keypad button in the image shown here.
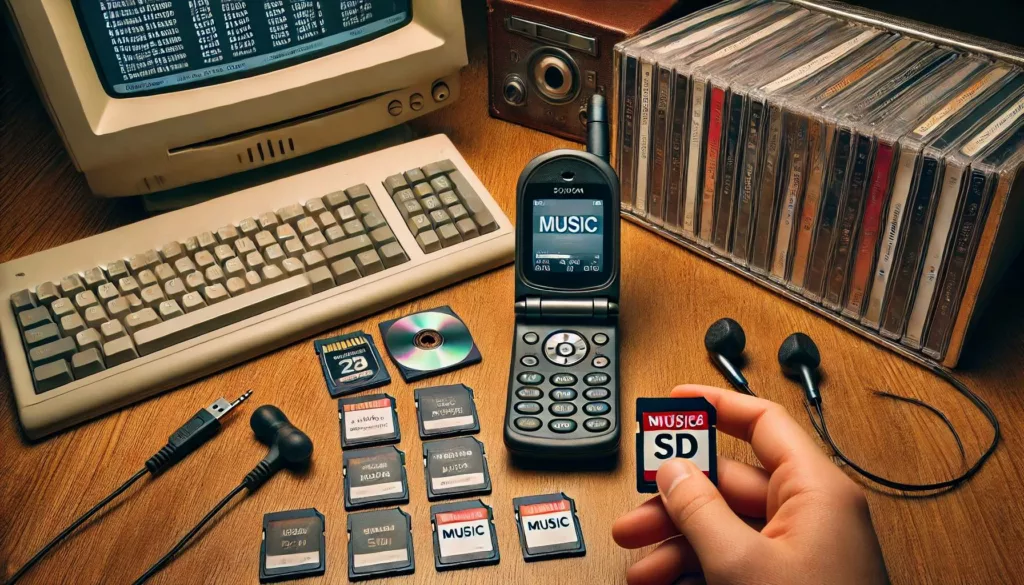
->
[549,402,577,417]
[584,372,610,386]
[549,419,577,433]
[517,372,543,385]
[515,417,542,432]
[550,388,577,401]
[516,387,542,400]
[584,418,611,433]
[583,388,610,401]
[550,373,577,386]
[583,402,611,416]
[515,402,542,415]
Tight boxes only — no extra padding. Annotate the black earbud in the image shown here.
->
[244,405,313,490]
[778,333,822,405]
[704,318,753,396]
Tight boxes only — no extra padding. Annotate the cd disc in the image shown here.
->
[384,311,475,372]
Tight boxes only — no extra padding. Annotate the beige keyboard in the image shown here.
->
[0,135,514,439]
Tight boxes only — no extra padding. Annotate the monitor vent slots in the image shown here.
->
[243,138,297,165]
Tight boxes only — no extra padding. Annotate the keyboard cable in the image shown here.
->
[3,390,253,585]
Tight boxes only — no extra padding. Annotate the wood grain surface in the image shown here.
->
[2,3,1024,584]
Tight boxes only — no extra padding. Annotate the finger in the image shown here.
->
[625,536,700,585]
[613,459,769,548]
[671,384,833,473]
[657,459,758,563]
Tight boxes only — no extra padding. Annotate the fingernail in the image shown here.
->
[657,459,693,497]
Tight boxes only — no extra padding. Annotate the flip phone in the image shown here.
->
[503,95,621,463]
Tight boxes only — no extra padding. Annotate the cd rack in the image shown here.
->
[613,0,1024,369]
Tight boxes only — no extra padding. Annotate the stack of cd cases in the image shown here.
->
[614,0,1024,368]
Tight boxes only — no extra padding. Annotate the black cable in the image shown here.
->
[4,468,148,585]
[3,392,251,585]
[131,482,246,585]
[806,367,999,492]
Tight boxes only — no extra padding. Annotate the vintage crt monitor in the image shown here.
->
[5,0,467,197]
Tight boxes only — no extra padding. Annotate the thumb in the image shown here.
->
[657,459,758,566]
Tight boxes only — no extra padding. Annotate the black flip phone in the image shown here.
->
[503,95,621,463]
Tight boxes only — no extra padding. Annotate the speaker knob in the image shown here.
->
[503,75,526,106]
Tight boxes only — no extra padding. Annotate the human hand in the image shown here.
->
[613,384,889,585]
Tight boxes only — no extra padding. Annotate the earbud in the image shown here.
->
[704,318,753,396]
[244,405,313,490]
[778,333,822,405]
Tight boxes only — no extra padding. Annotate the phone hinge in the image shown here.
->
[515,297,618,318]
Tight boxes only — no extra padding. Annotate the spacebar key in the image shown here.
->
[133,275,313,356]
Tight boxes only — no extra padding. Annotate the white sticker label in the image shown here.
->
[641,411,712,481]
[432,472,484,492]
[423,415,475,431]
[265,551,320,569]
[436,508,493,559]
[353,549,409,568]
[520,501,578,550]
[350,481,403,500]
[344,403,395,440]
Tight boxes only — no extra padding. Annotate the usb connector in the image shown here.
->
[145,390,253,475]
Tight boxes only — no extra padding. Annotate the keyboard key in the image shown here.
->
[362,211,386,231]
[60,274,85,298]
[105,297,129,321]
[399,199,423,219]
[244,251,265,271]
[51,298,76,320]
[308,266,335,293]
[549,419,577,433]
[205,265,226,286]
[137,269,158,288]
[202,284,230,304]
[379,242,408,268]
[255,230,277,249]
[455,218,480,240]
[421,160,455,178]
[304,231,327,250]
[60,313,86,337]
[355,198,379,216]
[438,190,459,207]
[437,224,463,247]
[154,263,176,283]
[278,203,304,225]
[302,250,327,270]
[416,230,441,253]
[369,226,396,246]
[383,174,407,194]
[342,219,365,236]
[449,170,485,213]
[264,244,286,266]
[345,184,372,201]
[584,418,611,433]
[275,224,298,243]
[238,217,260,236]
[141,284,166,307]
[514,417,542,432]
[19,306,54,331]
[83,305,108,328]
[330,258,361,284]
[73,290,98,311]
[404,168,426,185]
[75,328,103,353]
[194,251,216,271]
[324,235,373,260]
[160,241,184,263]
[304,197,327,216]
[297,216,319,236]
[184,272,206,292]
[134,274,313,356]
[30,336,77,367]
[245,270,263,289]
[355,250,384,275]
[124,293,143,312]
[393,188,415,205]
[103,337,138,367]
[106,260,130,281]
[473,210,499,234]
[100,320,126,342]
[36,282,61,306]
[317,211,338,230]
[407,214,431,234]
[97,282,119,304]
[34,360,73,392]
[125,308,161,335]
[226,276,247,295]
[182,237,200,255]
[216,225,239,244]
[174,257,196,275]
[421,195,443,213]
[324,225,346,243]
[164,278,187,302]
[336,205,357,223]
[261,264,284,284]
[281,258,304,276]
[284,239,305,258]
[83,267,107,291]
[158,300,184,320]
[117,276,141,296]
[413,183,434,199]
[181,292,207,312]
[214,244,235,264]
[129,250,160,273]
[223,257,246,278]
[24,323,60,348]
[258,211,280,230]
[430,175,453,193]
[323,190,349,209]
[71,348,106,378]
[197,232,217,252]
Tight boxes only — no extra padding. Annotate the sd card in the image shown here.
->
[414,384,480,439]
[430,499,500,570]
[635,397,718,493]
[423,436,492,501]
[339,393,401,449]
[343,446,409,511]
[260,508,326,583]
[347,507,415,581]
[315,330,391,397]
[513,493,586,561]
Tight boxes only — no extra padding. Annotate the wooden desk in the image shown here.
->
[2,4,1024,584]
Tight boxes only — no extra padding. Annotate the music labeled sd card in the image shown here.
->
[414,384,480,438]
[430,499,500,571]
[259,508,326,583]
[423,436,492,500]
[343,446,409,511]
[315,330,391,397]
[339,393,401,449]
[635,397,718,493]
[513,492,586,561]
[347,508,415,581]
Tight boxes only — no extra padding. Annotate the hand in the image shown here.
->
[613,385,889,585]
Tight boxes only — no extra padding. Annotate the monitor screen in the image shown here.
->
[529,197,607,286]
[75,1,412,97]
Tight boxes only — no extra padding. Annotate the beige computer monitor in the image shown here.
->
[5,0,467,197]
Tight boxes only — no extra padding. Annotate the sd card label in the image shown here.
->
[345,399,396,441]
[641,411,711,481]
[436,508,494,558]
[519,500,578,549]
